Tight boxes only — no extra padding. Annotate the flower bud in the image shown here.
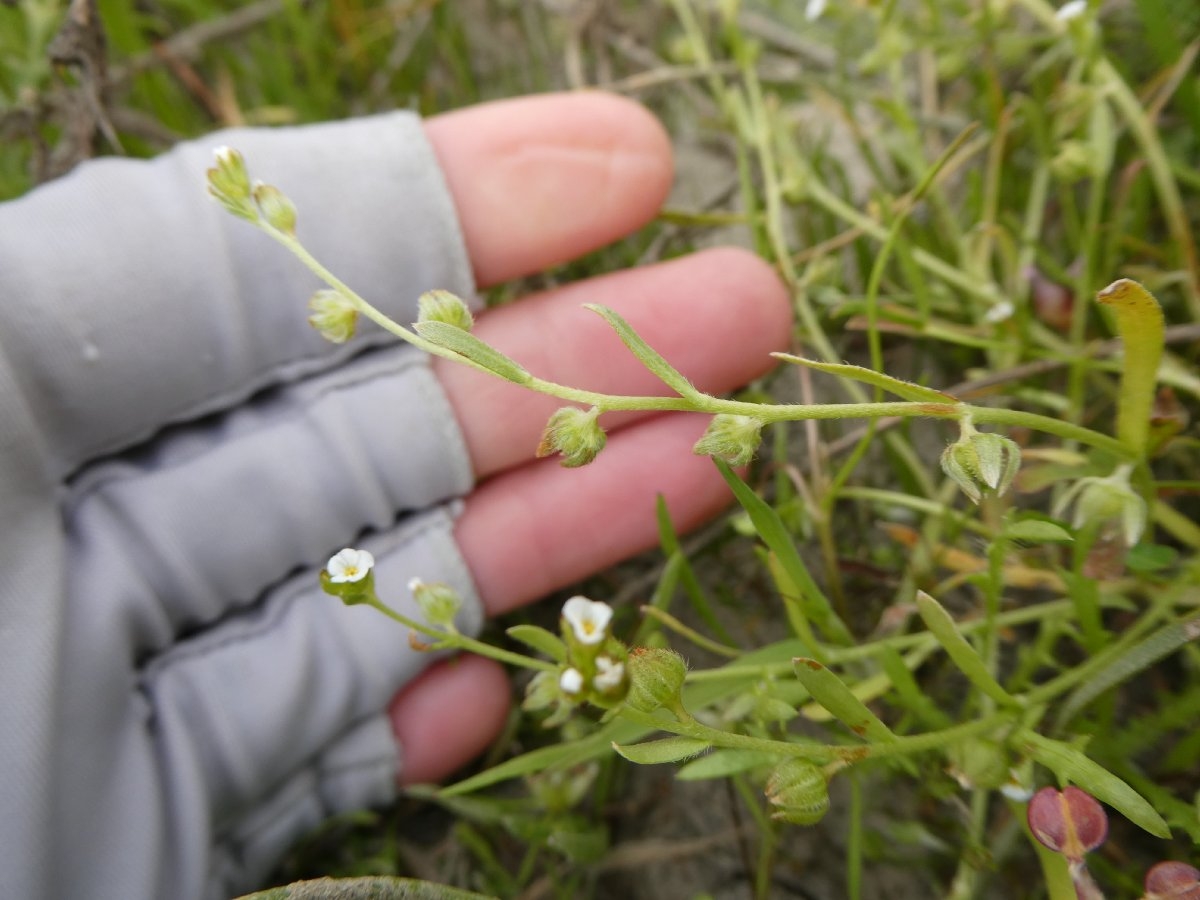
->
[319,548,378,606]
[765,759,830,825]
[251,181,297,234]
[537,407,607,468]
[307,289,359,343]
[941,428,1021,504]
[1143,861,1200,900]
[624,647,687,713]
[206,146,257,221]
[946,738,1010,791]
[408,578,462,630]
[417,289,474,332]
[1050,140,1098,183]
[1055,465,1147,547]
[1027,785,1108,862]
[592,655,628,698]
[559,667,585,696]
[692,414,766,466]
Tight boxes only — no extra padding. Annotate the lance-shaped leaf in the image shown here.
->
[414,320,531,384]
[915,591,1019,708]
[1016,729,1170,838]
[505,625,568,664]
[612,736,711,765]
[585,304,700,398]
[772,354,958,403]
[1056,613,1200,728]
[1096,279,1165,460]
[792,658,897,742]
[716,461,853,645]
[677,748,781,781]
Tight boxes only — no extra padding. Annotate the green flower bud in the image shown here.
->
[251,181,297,234]
[692,414,766,466]
[206,146,257,222]
[946,738,1010,791]
[1050,140,1098,183]
[417,289,474,332]
[941,426,1021,504]
[537,407,606,468]
[408,578,462,631]
[765,759,830,825]
[307,290,359,344]
[624,647,687,714]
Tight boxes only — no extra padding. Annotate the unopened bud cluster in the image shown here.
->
[537,407,607,468]
[941,420,1021,504]
[693,414,766,466]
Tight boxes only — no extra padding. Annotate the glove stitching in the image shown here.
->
[64,346,439,515]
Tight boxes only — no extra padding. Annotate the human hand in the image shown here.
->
[0,92,789,900]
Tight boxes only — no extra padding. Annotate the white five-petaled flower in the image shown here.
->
[560,667,585,695]
[1055,0,1087,21]
[561,596,613,645]
[326,548,375,584]
[593,656,625,692]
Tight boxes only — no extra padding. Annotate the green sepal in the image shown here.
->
[611,736,711,765]
[772,353,957,403]
[414,321,531,384]
[506,625,568,663]
[792,658,896,743]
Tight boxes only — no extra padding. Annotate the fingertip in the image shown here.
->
[389,654,511,785]
[425,92,673,286]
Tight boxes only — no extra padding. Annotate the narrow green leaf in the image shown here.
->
[612,736,711,765]
[915,591,1019,708]
[792,658,897,742]
[414,321,531,384]
[505,625,567,663]
[677,749,781,781]
[715,460,853,645]
[1095,279,1165,459]
[772,353,957,403]
[584,304,699,398]
[1056,613,1200,727]
[653,495,732,643]
[1002,519,1074,544]
[1017,729,1170,838]
[235,876,498,899]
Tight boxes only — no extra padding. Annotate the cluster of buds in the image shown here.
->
[1028,786,1197,899]
[206,146,297,233]
[692,414,766,467]
[557,597,629,704]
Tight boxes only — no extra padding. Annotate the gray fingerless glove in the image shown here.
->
[0,113,482,900]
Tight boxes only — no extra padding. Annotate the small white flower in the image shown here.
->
[560,667,585,695]
[561,596,613,645]
[805,0,827,21]
[984,300,1014,324]
[326,548,375,583]
[407,577,424,593]
[1055,0,1087,21]
[593,656,625,692]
